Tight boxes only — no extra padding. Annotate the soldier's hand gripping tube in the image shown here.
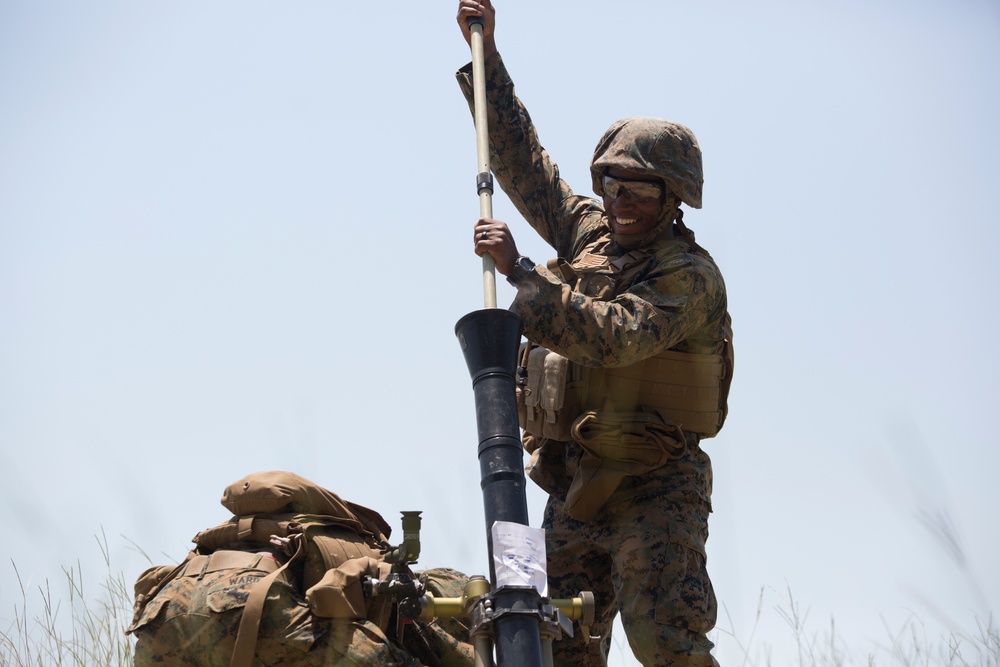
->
[455,308,545,667]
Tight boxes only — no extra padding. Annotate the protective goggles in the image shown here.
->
[601,175,664,203]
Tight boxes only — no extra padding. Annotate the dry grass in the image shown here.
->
[709,584,999,667]
[2,534,996,666]
[0,530,136,667]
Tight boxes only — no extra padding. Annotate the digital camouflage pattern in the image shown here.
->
[590,117,704,210]
[401,568,478,667]
[457,56,728,370]
[457,52,729,666]
[132,560,476,667]
[542,440,719,667]
[131,560,423,667]
[128,469,478,667]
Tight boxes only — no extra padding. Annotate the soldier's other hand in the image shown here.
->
[473,218,518,276]
[457,0,496,53]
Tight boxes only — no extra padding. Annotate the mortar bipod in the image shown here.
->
[415,575,596,667]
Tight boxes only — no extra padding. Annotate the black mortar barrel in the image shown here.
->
[455,308,544,667]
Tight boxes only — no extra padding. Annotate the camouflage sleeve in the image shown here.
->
[456,53,603,258]
[511,249,728,368]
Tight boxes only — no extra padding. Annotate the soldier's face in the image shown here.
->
[602,168,666,238]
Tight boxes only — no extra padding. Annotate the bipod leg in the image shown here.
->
[417,578,595,667]
[474,635,494,667]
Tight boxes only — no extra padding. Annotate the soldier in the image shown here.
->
[455,2,734,666]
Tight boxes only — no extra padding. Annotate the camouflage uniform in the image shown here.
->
[457,53,729,667]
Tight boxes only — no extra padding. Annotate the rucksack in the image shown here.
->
[196,470,392,596]
[128,471,404,666]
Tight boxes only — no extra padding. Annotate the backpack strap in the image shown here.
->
[229,537,305,667]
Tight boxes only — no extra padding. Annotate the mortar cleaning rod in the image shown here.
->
[469,20,497,309]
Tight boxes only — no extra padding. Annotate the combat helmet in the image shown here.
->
[590,117,703,209]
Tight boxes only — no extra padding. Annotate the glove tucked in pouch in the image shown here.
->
[563,409,687,522]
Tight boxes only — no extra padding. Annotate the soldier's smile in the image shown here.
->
[602,168,667,238]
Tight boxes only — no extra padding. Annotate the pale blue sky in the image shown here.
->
[2,1,998,664]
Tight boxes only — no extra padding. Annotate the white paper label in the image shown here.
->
[491,520,547,595]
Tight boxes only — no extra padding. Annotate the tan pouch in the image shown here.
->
[563,410,686,522]
[305,557,389,619]
[515,343,582,441]
[220,471,391,542]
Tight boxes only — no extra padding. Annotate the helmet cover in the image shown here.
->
[590,117,703,209]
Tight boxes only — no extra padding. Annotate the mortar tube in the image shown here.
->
[455,308,544,667]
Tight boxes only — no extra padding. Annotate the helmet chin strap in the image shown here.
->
[612,202,681,250]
